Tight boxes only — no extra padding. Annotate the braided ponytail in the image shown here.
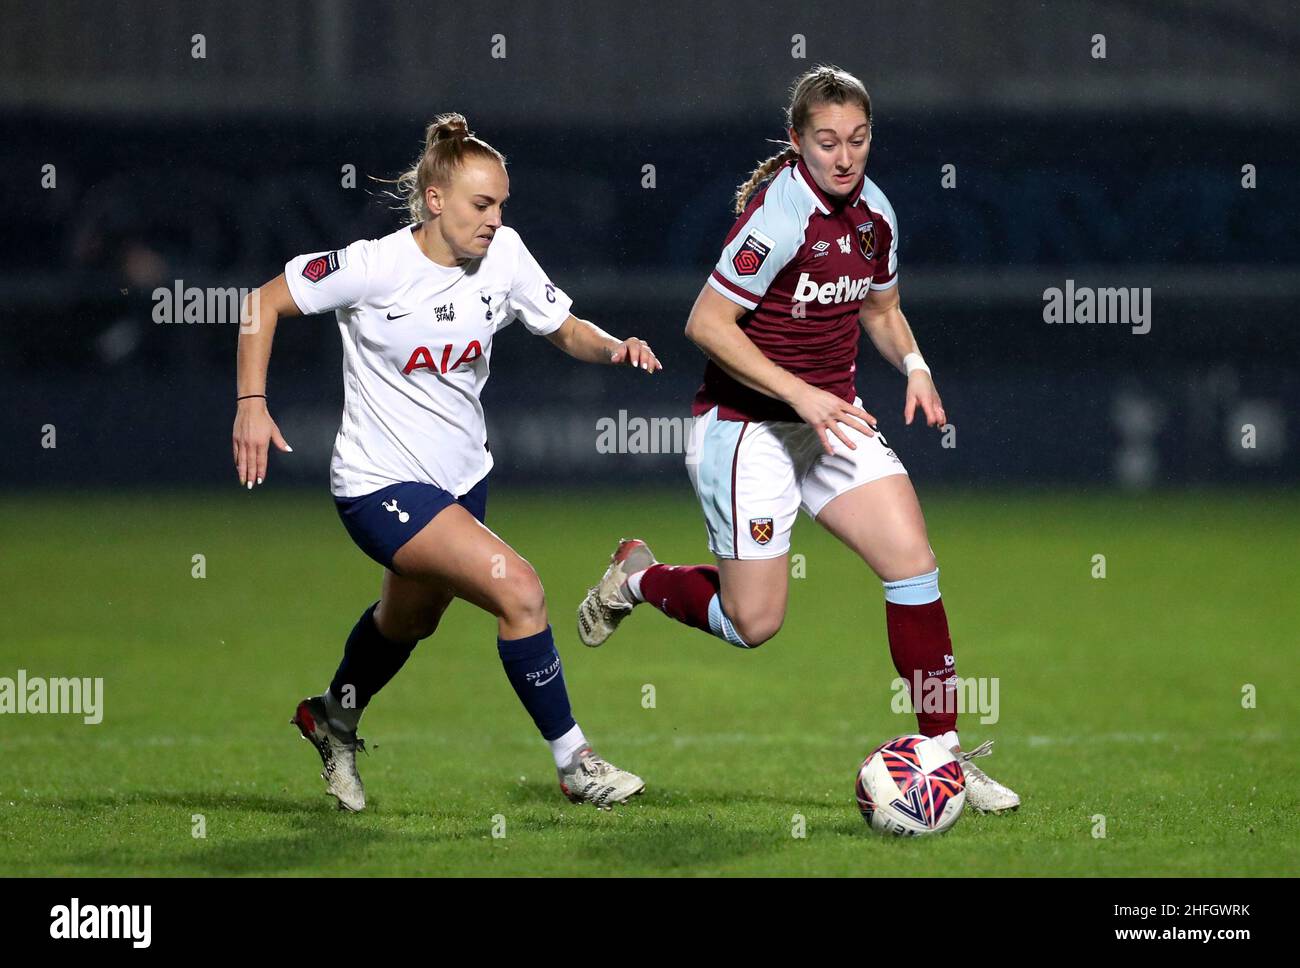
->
[733,147,800,214]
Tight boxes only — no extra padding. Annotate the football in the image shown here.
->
[855,735,967,836]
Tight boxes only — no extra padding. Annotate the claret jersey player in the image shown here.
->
[689,155,907,560]
[573,66,1021,816]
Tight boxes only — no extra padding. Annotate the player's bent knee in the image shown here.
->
[730,612,784,648]
[495,564,547,625]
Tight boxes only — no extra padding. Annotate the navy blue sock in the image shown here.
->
[496,625,576,741]
[328,602,417,714]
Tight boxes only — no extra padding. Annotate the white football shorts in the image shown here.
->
[686,398,908,560]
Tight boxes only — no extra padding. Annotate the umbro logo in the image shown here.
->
[812,240,830,259]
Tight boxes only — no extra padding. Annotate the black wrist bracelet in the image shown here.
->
[237,394,267,402]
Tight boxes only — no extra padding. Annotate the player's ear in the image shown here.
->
[425,184,443,217]
[788,127,801,152]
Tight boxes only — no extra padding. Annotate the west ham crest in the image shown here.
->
[749,517,774,545]
[857,221,876,260]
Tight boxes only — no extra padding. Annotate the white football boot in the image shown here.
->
[952,739,1020,814]
[292,696,367,812]
[558,748,645,810]
[576,538,657,647]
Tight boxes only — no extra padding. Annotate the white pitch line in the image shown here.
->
[0,728,1282,753]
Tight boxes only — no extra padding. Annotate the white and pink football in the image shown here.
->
[856,734,966,836]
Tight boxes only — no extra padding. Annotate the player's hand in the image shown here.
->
[232,398,293,489]
[791,384,877,456]
[609,337,662,373]
[904,370,946,429]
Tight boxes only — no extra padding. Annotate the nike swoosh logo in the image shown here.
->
[533,671,560,687]
[386,310,411,320]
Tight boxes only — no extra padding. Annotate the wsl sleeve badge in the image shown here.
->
[731,229,774,277]
[301,248,348,284]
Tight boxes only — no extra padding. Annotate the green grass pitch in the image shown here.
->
[0,487,1296,876]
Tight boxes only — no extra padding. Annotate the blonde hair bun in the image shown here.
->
[426,113,471,147]
[377,113,505,224]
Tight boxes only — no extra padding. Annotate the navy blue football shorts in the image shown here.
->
[335,476,489,571]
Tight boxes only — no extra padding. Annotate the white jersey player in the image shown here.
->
[233,113,659,812]
[286,218,567,501]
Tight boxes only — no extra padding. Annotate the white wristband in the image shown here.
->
[903,352,930,377]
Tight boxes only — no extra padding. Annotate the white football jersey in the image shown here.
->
[284,224,573,498]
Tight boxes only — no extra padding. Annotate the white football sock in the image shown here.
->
[624,569,647,604]
[550,722,590,768]
[936,729,960,752]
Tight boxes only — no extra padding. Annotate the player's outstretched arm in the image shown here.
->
[233,274,302,489]
[859,285,946,429]
[686,284,876,454]
[544,314,661,372]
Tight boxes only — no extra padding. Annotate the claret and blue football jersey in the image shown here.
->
[697,156,899,422]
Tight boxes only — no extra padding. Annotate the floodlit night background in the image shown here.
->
[4,0,1295,491]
